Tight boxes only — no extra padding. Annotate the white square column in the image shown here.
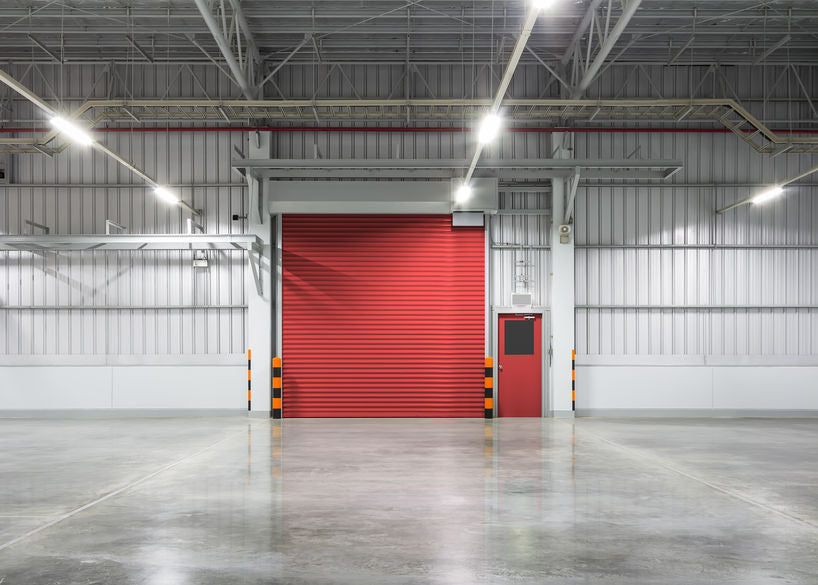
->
[549,132,575,417]
[245,131,273,417]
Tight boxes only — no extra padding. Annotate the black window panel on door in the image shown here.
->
[504,320,535,355]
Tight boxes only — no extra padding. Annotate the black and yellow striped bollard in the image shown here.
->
[247,349,252,411]
[572,349,576,412]
[272,357,282,419]
[484,357,494,419]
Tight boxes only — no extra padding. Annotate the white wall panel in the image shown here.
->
[577,366,714,410]
[0,365,245,411]
[575,129,818,360]
[577,365,818,414]
[0,131,248,358]
[0,366,111,409]
[111,366,246,409]
[490,192,551,307]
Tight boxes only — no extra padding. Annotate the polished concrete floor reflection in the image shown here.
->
[1,417,817,584]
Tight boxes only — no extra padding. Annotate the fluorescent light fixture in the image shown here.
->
[532,0,557,10]
[49,116,94,146]
[455,183,472,203]
[477,113,502,144]
[751,185,784,205]
[154,186,180,206]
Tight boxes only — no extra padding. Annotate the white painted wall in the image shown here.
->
[0,365,246,413]
[576,364,818,415]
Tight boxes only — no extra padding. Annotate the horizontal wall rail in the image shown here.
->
[4,98,818,156]
[576,244,818,250]
[577,305,818,310]
[0,305,248,311]
[0,234,262,252]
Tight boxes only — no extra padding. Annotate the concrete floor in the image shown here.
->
[0,418,817,584]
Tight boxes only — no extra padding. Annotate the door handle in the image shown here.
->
[498,365,503,371]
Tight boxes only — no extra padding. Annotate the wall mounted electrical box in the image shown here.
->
[511,292,533,307]
[452,211,484,227]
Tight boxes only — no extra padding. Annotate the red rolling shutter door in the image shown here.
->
[282,214,485,417]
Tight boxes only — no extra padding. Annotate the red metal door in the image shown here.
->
[498,314,542,417]
[282,214,485,417]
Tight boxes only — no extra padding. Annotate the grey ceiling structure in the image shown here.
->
[0,1,815,185]
[1,1,817,67]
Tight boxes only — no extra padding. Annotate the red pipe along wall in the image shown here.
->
[2,126,818,134]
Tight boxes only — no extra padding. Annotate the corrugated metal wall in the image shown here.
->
[2,62,817,363]
[4,62,814,116]
[491,193,551,308]
[0,131,247,357]
[575,130,818,357]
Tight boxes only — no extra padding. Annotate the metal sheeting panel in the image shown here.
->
[575,131,818,357]
[0,131,247,356]
[268,126,551,167]
[3,63,815,123]
[490,192,551,308]
[282,214,485,417]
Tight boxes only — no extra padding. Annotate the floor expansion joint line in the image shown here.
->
[570,422,818,531]
[0,431,242,553]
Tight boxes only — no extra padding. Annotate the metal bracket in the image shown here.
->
[186,215,205,234]
[25,219,50,234]
[105,219,127,235]
[245,171,264,224]
[255,175,264,221]
[248,240,264,296]
[563,167,581,225]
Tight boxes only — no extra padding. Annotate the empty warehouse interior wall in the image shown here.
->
[1,60,817,414]
[0,130,249,412]
[574,130,818,414]
[491,192,552,308]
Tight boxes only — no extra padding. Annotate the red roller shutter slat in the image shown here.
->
[282,214,485,417]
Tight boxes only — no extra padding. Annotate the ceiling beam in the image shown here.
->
[125,35,153,63]
[234,157,683,180]
[560,0,605,66]
[668,35,695,65]
[571,0,643,99]
[227,0,261,68]
[192,0,257,99]
[259,34,311,89]
[26,34,61,63]
[526,46,571,92]
[753,35,792,66]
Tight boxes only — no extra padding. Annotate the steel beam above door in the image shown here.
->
[267,179,498,214]
[233,158,683,180]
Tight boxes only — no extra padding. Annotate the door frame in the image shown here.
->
[491,307,550,418]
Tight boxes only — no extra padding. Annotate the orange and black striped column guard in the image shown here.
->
[247,349,252,411]
[484,357,494,419]
[572,349,576,412]
[272,357,282,419]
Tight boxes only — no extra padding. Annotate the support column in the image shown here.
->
[550,132,575,417]
[246,131,273,417]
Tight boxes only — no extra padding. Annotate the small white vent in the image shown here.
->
[452,211,484,227]
[511,292,533,306]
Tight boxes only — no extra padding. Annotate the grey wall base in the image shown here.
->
[0,409,248,419]
[577,409,818,418]
[0,365,246,410]
[577,365,818,412]
[550,410,576,419]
